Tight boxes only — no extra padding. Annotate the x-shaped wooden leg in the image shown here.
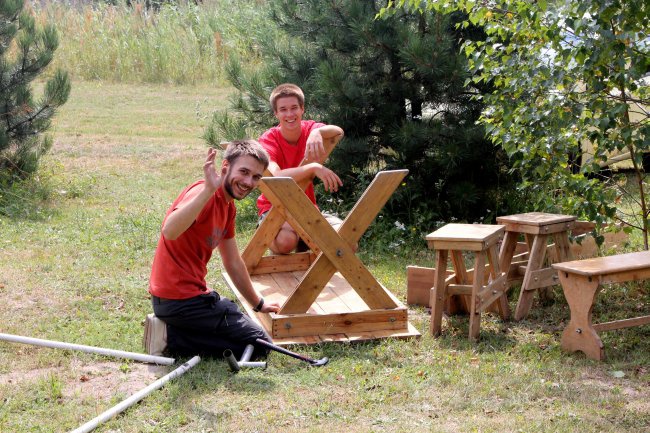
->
[260,170,408,314]
[240,134,343,271]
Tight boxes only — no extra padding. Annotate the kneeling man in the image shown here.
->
[147,140,280,359]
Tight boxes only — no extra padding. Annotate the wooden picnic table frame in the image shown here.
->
[223,136,418,344]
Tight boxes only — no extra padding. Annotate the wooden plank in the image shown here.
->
[270,271,324,315]
[272,308,409,338]
[322,271,369,312]
[599,268,650,285]
[553,250,650,277]
[477,273,508,312]
[269,322,421,346]
[426,224,504,251]
[406,266,435,306]
[497,212,576,227]
[593,315,650,332]
[447,284,473,295]
[571,221,596,236]
[313,282,355,315]
[340,170,409,241]
[283,209,322,254]
[250,252,313,275]
[523,267,559,291]
[343,322,421,342]
[241,206,285,272]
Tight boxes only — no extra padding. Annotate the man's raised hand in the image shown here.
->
[204,148,222,193]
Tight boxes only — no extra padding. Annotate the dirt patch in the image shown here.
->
[579,369,650,414]
[0,358,169,402]
[66,359,168,400]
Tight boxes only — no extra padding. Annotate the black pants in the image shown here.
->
[152,292,271,360]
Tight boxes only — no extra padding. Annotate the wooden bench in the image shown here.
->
[552,251,650,360]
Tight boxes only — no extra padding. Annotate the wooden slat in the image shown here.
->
[522,267,559,291]
[322,271,369,312]
[427,224,504,251]
[477,274,508,312]
[553,250,650,277]
[447,284,473,295]
[241,206,286,271]
[593,315,650,332]
[497,212,576,227]
[250,252,313,275]
[272,308,409,338]
[269,322,421,346]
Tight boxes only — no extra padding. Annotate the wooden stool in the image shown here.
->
[427,224,509,341]
[497,212,576,320]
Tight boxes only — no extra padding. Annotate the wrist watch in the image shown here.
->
[253,297,265,312]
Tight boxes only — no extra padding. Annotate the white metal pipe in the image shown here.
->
[238,361,267,368]
[0,333,175,365]
[70,356,201,433]
[224,347,267,372]
[240,344,254,362]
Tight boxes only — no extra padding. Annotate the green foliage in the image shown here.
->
[387,0,649,245]
[205,0,520,229]
[0,0,70,200]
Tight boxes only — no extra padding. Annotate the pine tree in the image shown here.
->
[205,0,518,228]
[0,0,70,187]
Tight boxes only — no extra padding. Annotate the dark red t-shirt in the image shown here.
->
[256,120,325,215]
[149,181,236,299]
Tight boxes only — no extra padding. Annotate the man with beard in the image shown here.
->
[146,140,280,359]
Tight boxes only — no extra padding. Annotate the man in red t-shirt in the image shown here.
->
[148,140,280,359]
[257,83,345,254]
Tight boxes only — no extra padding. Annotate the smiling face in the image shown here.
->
[221,155,265,201]
[274,95,304,139]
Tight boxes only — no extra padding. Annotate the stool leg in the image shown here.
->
[450,250,471,314]
[487,244,510,320]
[515,234,548,320]
[430,249,449,337]
[498,231,519,282]
[469,251,486,341]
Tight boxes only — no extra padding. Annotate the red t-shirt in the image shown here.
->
[149,181,236,300]
[256,120,325,215]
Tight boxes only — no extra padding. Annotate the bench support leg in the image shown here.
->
[558,272,604,361]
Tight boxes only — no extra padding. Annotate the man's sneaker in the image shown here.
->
[143,314,167,356]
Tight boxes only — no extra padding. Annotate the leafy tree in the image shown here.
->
[205,0,519,235]
[0,0,70,192]
[387,0,649,247]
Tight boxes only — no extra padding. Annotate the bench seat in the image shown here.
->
[552,250,650,360]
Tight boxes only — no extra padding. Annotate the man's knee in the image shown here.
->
[271,228,299,254]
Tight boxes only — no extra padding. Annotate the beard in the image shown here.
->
[223,171,247,200]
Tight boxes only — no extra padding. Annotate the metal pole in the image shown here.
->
[224,345,266,372]
[70,356,201,433]
[0,333,175,365]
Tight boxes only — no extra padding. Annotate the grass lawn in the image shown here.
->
[0,80,649,432]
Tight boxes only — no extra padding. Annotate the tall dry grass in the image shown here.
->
[33,0,275,85]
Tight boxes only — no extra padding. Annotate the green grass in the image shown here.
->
[1,81,649,432]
